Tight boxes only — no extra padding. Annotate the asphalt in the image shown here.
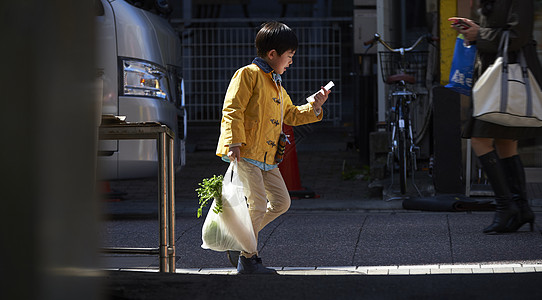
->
[100,124,542,299]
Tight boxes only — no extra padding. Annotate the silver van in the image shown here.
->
[95,0,186,179]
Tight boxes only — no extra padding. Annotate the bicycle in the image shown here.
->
[364,33,435,195]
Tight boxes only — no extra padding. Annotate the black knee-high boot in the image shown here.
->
[501,155,535,232]
[478,151,519,234]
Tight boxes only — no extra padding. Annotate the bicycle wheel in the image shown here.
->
[398,128,407,194]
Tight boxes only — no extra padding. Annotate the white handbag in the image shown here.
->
[472,31,542,127]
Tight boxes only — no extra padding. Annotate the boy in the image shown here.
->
[216,21,330,274]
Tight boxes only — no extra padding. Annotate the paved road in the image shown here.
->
[101,211,542,270]
[101,211,542,299]
[100,125,542,299]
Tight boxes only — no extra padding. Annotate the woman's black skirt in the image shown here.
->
[462,117,542,139]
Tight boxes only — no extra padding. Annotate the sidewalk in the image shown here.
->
[102,211,542,272]
[101,210,542,298]
[101,124,542,299]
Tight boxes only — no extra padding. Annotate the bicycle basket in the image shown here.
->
[378,51,428,85]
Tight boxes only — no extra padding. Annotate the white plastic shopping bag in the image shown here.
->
[201,161,257,253]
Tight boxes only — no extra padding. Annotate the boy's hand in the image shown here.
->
[312,86,331,113]
[227,146,241,162]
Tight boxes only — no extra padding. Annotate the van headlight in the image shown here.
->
[122,59,170,100]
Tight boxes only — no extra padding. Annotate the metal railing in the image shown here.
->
[173,19,346,125]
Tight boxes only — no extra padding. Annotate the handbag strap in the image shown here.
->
[499,30,534,116]
[500,31,510,112]
[499,30,510,65]
[519,50,534,115]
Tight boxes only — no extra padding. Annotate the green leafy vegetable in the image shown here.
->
[202,220,220,245]
[196,175,223,218]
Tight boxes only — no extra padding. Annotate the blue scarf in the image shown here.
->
[252,57,282,83]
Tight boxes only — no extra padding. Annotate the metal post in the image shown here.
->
[466,139,472,196]
[167,135,176,272]
[158,132,168,272]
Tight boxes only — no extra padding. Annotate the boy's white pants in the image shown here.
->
[237,159,291,258]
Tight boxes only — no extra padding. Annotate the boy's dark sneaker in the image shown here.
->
[237,255,277,274]
[226,250,240,268]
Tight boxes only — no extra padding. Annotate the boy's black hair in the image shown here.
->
[255,21,298,57]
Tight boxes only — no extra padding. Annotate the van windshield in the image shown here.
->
[124,0,172,17]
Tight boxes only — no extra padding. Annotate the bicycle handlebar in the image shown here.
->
[364,33,439,54]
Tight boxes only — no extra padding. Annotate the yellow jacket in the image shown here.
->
[216,63,323,165]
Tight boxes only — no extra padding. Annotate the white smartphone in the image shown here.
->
[306,81,335,103]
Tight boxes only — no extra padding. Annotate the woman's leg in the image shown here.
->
[495,139,535,231]
[494,139,518,159]
[471,137,519,233]
[470,137,495,156]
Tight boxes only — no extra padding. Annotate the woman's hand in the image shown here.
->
[448,17,479,43]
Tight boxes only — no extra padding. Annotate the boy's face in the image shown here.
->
[267,49,295,75]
